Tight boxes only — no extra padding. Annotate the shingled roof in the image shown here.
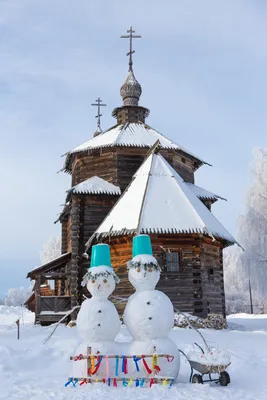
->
[63,122,210,172]
[92,152,236,245]
[185,183,226,202]
[69,176,121,196]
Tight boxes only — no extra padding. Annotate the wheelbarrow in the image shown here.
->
[179,344,231,386]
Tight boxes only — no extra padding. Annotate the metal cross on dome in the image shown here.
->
[121,26,142,72]
[91,97,106,132]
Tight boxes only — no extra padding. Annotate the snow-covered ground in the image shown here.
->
[0,307,267,400]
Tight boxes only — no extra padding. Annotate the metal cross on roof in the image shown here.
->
[91,97,106,132]
[121,26,141,72]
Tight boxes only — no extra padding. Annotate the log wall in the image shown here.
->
[71,148,196,193]
[200,241,226,317]
[61,217,72,253]
[72,150,118,187]
[98,234,225,318]
[67,193,120,313]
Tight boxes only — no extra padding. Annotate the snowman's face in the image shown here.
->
[129,266,160,291]
[87,274,115,299]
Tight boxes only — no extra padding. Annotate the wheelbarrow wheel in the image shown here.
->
[219,371,230,386]
[192,374,203,384]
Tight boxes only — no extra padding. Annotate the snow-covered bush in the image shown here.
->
[4,287,32,307]
[40,236,61,265]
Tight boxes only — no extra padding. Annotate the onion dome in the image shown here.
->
[120,70,142,106]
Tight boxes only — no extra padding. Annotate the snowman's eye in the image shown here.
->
[136,267,140,273]
[92,279,95,284]
[103,279,107,283]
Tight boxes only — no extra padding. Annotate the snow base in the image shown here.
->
[2,309,267,399]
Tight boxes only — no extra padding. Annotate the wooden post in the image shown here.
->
[249,279,253,314]
[54,297,58,313]
[36,276,41,316]
[16,319,20,339]
[70,197,80,321]
[87,347,92,383]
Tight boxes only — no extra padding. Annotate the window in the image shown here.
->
[208,267,214,283]
[166,251,182,272]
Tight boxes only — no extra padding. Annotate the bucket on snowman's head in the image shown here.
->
[90,244,112,268]
[132,234,153,258]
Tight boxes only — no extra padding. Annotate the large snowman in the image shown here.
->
[124,235,180,380]
[73,244,121,379]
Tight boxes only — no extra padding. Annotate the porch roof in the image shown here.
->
[27,252,71,280]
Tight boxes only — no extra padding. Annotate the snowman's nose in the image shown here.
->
[98,284,101,289]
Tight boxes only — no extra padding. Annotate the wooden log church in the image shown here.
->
[26,28,237,325]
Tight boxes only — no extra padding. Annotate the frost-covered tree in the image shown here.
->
[40,236,61,265]
[4,287,32,306]
[238,148,267,298]
[224,148,267,313]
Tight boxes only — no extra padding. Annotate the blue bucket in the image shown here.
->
[132,235,153,258]
[90,244,111,268]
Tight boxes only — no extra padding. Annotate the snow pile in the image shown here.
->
[187,348,231,367]
[0,305,34,326]
[174,313,227,330]
[0,313,266,399]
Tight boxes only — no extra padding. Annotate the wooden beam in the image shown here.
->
[36,276,41,315]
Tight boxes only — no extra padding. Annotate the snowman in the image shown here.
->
[73,243,121,379]
[123,235,180,380]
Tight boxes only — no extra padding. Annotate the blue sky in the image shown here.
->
[0,0,266,295]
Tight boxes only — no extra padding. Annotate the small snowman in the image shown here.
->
[123,235,180,380]
[73,244,121,379]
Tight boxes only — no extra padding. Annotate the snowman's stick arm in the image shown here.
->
[43,305,81,344]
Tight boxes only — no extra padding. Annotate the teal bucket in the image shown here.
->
[90,244,111,268]
[132,235,153,258]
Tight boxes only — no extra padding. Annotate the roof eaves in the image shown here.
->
[27,252,72,279]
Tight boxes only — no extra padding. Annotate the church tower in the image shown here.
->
[26,27,237,325]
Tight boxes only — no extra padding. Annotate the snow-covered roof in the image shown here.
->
[27,252,72,279]
[93,153,236,245]
[185,183,226,202]
[69,176,121,196]
[68,122,209,165]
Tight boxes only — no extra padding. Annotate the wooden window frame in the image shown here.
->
[165,250,183,272]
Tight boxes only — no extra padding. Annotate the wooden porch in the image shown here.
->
[36,295,71,325]
[26,252,73,325]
